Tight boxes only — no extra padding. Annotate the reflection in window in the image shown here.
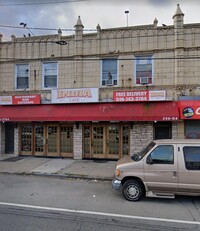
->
[21,124,32,152]
[149,145,174,164]
[16,64,29,89]
[184,147,200,170]
[102,59,118,86]
[135,56,153,85]
[43,62,57,88]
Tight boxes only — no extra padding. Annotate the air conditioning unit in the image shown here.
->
[140,77,149,84]
[105,79,114,86]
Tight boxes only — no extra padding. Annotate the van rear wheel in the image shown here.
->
[122,179,144,201]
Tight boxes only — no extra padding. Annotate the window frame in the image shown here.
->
[147,145,174,165]
[42,62,58,89]
[183,146,200,170]
[134,55,154,86]
[101,58,118,87]
[15,63,29,90]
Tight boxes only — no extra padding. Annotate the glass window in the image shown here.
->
[102,59,118,86]
[147,145,174,164]
[135,56,153,85]
[16,64,29,89]
[43,62,58,88]
[183,147,200,170]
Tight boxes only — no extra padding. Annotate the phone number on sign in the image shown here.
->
[115,97,148,102]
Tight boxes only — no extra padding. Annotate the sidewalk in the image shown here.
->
[0,154,116,181]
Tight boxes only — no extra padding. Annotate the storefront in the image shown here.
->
[0,101,179,159]
[178,100,200,139]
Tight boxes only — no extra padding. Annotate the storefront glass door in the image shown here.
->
[34,125,45,156]
[83,123,130,159]
[47,125,59,157]
[92,125,105,158]
[107,125,120,159]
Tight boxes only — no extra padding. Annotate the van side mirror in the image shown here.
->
[147,155,153,165]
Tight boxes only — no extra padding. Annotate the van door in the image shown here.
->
[178,145,200,194]
[144,144,178,194]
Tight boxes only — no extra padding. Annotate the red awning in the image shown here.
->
[178,101,200,120]
[0,102,179,122]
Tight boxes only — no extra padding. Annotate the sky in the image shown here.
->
[0,0,200,41]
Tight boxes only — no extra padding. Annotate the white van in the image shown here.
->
[112,139,200,201]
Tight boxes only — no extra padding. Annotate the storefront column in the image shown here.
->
[14,125,19,155]
[73,123,83,160]
[0,123,5,154]
[177,121,185,139]
[131,122,154,155]
[172,122,178,139]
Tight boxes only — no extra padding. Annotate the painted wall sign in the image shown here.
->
[113,90,166,102]
[0,95,41,105]
[178,101,200,119]
[51,88,99,103]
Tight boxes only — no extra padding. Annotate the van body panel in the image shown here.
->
[143,144,178,193]
[112,139,200,200]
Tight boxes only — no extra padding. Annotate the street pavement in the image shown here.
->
[0,154,116,181]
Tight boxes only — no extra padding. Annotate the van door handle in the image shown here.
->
[173,171,177,178]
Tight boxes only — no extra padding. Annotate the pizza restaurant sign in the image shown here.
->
[0,94,40,105]
[52,88,99,103]
[113,90,166,102]
[178,101,200,119]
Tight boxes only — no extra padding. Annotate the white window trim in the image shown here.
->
[134,55,154,86]
[100,58,119,87]
[42,62,58,89]
[15,63,30,90]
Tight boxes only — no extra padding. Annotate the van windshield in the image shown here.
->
[131,141,156,161]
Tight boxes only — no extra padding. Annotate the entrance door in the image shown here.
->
[60,125,73,158]
[92,125,105,159]
[107,125,120,159]
[5,123,14,154]
[84,124,130,159]
[154,122,172,140]
[47,125,59,157]
[34,125,45,156]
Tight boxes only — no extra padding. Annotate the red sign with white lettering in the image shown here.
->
[114,90,148,102]
[178,101,200,119]
[12,95,41,105]
[113,90,166,102]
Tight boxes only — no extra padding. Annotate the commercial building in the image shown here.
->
[0,4,199,159]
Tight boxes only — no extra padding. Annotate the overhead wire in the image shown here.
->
[0,0,90,6]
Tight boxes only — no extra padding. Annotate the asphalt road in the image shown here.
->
[0,174,200,231]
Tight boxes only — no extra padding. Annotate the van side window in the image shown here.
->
[147,145,174,164]
[183,147,200,170]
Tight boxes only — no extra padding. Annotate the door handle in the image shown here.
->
[173,171,177,178]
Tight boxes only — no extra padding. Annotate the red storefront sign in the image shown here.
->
[0,95,41,105]
[12,95,41,105]
[113,90,166,102]
[178,101,200,119]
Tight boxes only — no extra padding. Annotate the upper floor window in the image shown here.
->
[43,62,58,89]
[135,56,153,85]
[16,64,29,90]
[102,59,118,86]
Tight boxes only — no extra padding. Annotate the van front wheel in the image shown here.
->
[122,179,144,201]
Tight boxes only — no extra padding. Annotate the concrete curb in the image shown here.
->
[0,171,113,181]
